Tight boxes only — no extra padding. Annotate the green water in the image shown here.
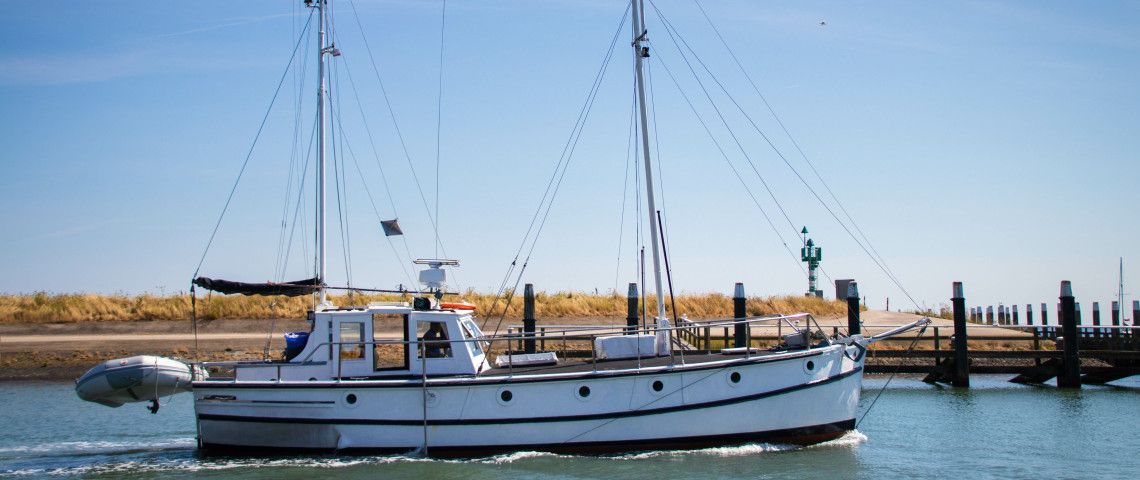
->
[1,376,1136,479]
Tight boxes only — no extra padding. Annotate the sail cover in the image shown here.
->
[193,277,322,297]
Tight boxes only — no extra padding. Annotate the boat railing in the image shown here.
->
[200,312,840,380]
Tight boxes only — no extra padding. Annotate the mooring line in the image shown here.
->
[856,322,928,428]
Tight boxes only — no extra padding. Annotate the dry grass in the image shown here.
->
[0,291,847,324]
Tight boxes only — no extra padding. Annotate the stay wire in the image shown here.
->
[650,4,800,242]
[280,112,319,282]
[483,6,629,332]
[653,51,808,279]
[192,9,315,279]
[332,32,418,289]
[275,12,313,282]
[614,82,638,291]
[346,0,449,263]
[669,2,923,302]
[434,0,447,259]
[483,5,630,327]
[694,0,897,290]
[857,322,928,428]
[331,76,419,291]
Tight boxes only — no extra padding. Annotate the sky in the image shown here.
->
[1,0,1138,314]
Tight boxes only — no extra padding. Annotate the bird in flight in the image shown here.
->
[819,20,827,27]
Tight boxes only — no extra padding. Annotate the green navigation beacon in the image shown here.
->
[801,226,823,297]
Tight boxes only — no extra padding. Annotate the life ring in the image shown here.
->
[440,302,476,311]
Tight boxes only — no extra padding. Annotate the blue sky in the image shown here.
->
[1,1,1137,314]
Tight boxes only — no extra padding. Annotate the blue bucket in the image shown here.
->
[284,331,310,361]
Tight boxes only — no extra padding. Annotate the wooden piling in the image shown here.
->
[1112,301,1120,339]
[1134,300,1140,337]
[625,283,639,335]
[523,283,536,354]
[1058,281,1081,388]
[847,282,861,335]
[952,282,969,387]
[986,306,994,325]
[1092,302,1101,338]
[733,283,747,348]
[1026,304,1034,325]
[1012,305,1019,325]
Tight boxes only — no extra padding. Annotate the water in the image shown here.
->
[1,376,1137,479]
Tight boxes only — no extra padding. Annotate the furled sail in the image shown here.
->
[192,276,322,297]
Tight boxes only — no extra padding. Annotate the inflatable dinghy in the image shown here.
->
[75,355,206,412]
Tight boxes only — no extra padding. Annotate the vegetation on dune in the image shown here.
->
[0,290,848,324]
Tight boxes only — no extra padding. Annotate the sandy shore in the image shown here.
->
[1,311,1031,381]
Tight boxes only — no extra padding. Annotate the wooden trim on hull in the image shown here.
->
[199,418,855,457]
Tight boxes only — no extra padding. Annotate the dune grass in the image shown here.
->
[0,290,848,324]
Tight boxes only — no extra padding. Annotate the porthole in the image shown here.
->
[578,385,591,398]
[806,360,815,371]
[730,371,742,383]
[651,380,664,392]
[500,390,513,403]
[346,393,357,404]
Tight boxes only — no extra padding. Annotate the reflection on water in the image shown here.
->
[1,376,1137,479]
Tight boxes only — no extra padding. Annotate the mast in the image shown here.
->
[316,0,329,304]
[630,0,666,322]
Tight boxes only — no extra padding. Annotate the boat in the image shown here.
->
[78,0,927,455]
[75,355,205,412]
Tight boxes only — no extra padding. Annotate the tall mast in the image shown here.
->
[630,0,666,321]
[316,0,329,304]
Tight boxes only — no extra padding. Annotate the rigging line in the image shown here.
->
[280,111,319,281]
[335,39,420,278]
[654,4,844,289]
[693,1,895,287]
[331,87,418,290]
[649,4,799,241]
[276,9,313,282]
[434,0,448,259]
[482,6,631,326]
[192,9,315,279]
[346,0,448,261]
[510,5,632,268]
[673,5,910,293]
[330,62,353,288]
[644,57,677,269]
[857,323,928,428]
[654,50,808,279]
[484,6,629,335]
[645,53,667,217]
[338,52,401,218]
[329,45,420,291]
[614,81,639,292]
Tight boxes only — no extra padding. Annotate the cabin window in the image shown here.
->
[417,321,452,358]
[373,314,409,371]
[460,320,483,356]
[339,322,365,360]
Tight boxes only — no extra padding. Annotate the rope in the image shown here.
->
[856,322,928,428]
[693,0,898,288]
[651,50,809,279]
[192,9,315,280]
[658,1,926,306]
[434,0,448,258]
[345,0,455,286]
[482,5,631,330]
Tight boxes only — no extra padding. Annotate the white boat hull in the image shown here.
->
[193,345,863,455]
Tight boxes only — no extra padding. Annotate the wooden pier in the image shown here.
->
[505,281,1140,388]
